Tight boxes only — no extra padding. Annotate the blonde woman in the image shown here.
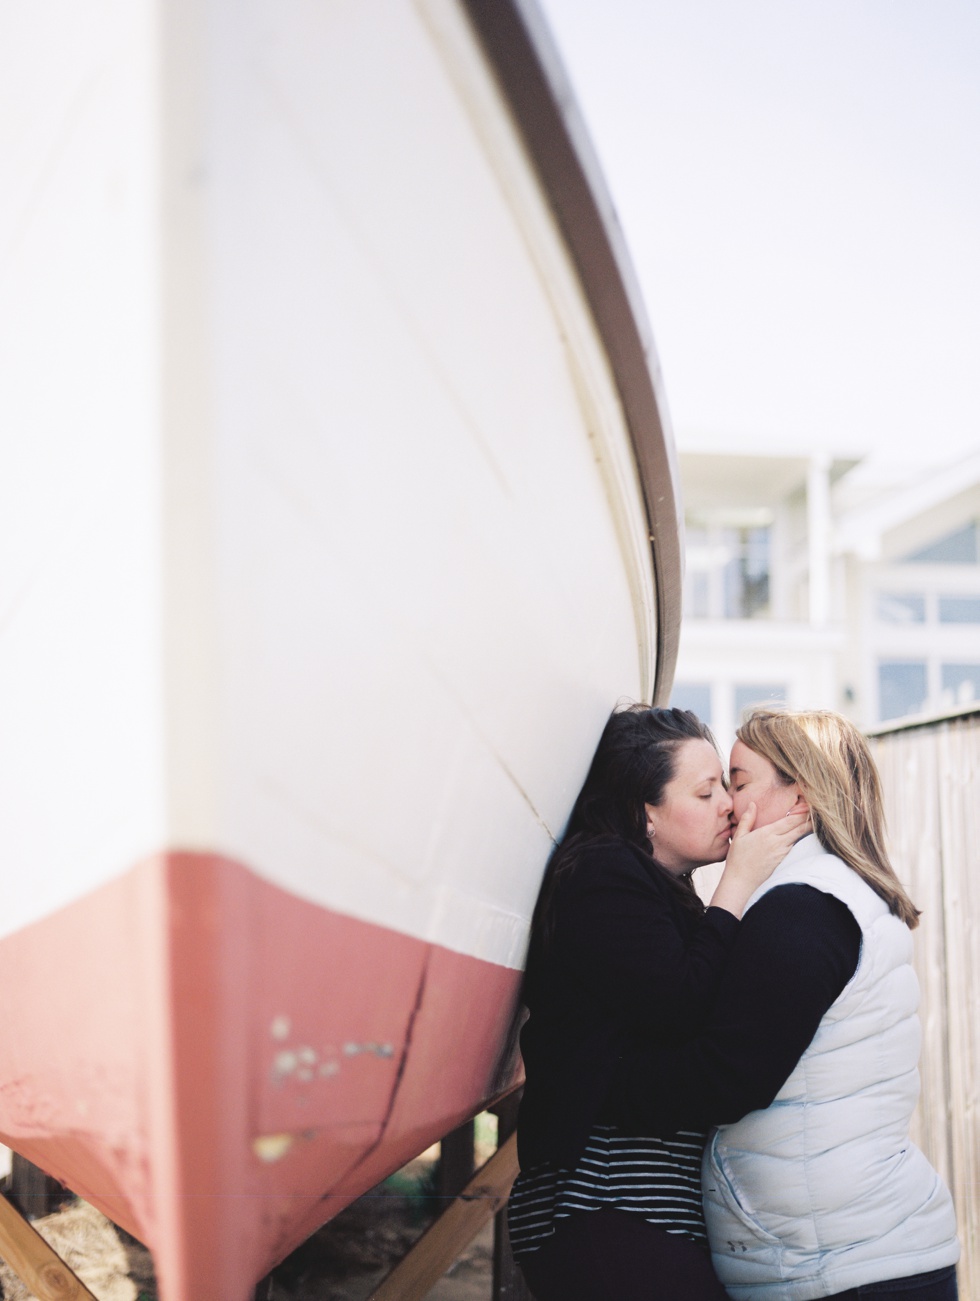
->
[617,709,959,1301]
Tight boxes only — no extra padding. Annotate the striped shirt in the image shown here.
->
[507,1124,709,1259]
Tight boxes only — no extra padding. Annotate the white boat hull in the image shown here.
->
[0,1,681,1295]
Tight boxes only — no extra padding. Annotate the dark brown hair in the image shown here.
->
[532,703,717,944]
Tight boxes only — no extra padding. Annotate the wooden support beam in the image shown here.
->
[9,1153,66,1220]
[491,1094,532,1301]
[436,1120,475,1200]
[367,1131,520,1301]
[493,1208,532,1301]
[0,1190,99,1300]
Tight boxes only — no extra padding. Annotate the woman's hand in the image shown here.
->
[709,804,811,919]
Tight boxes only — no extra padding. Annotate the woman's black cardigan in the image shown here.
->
[516,836,738,1171]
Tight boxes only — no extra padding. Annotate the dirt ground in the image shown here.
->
[0,1153,497,1301]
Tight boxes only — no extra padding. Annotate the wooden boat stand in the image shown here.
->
[0,1187,98,1301]
[365,1090,531,1301]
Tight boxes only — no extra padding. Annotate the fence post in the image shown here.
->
[437,1120,476,1202]
[8,1155,65,1221]
[491,1091,531,1301]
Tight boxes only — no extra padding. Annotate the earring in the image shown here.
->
[647,823,656,839]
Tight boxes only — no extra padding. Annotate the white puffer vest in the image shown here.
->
[703,835,958,1299]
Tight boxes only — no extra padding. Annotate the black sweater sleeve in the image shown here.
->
[613,883,862,1133]
[551,844,740,1037]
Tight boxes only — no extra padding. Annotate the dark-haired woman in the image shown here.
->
[508,704,808,1301]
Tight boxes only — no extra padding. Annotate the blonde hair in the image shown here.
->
[736,708,920,929]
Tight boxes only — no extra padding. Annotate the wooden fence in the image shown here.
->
[869,704,980,1301]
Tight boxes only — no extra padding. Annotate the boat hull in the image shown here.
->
[0,853,523,1296]
[0,0,680,1295]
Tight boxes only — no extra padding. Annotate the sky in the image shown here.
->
[537,0,980,482]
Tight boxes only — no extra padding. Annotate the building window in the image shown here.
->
[684,515,772,621]
[876,592,926,624]
[938,595,980,624]
[724,526,770,619]
[878,660,927,722]
[940,663,980,708]
[903,520,980,565]
[670,682,712,724]
[687,569,711,620]
[734,683,786,721]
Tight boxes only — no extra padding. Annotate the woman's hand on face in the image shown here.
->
[728,803,811,878]
[709,804,811,920]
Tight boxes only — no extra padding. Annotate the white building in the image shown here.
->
[670,445,980,748]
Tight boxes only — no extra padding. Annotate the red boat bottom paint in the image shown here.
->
[0,854,524,1301]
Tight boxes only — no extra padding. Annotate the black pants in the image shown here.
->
[824,1265,958,1300]
[516,1208,731,1301]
